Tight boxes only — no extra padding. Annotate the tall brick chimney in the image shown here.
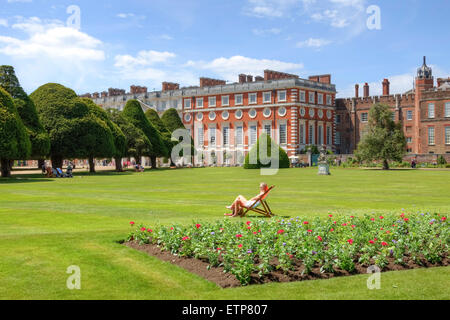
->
[238,74,247,84]
[382,79,390,96]
[355,84,359,98]
[247,75,253,83]
[363,83,370,98]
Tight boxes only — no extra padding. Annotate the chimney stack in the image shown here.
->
[239,74,247,84]
[382,79,390,96]
[363,83,370,98]
[355,84,359,98]
[247,75,253,83]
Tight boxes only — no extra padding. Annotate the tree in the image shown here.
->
[145,109,174,165]
[244,133,290,169]
[108,109,152,170]
[122,100,167,168]
[81,98,125,172]
[0,66,50,162]
[30,83,115,170]
[355,103,406,170]
[0,87,31,177]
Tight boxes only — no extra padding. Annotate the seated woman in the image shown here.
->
[225,183,268,217]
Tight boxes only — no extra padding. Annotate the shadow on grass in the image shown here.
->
[0,176,51,184]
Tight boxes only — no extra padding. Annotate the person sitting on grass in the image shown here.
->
[225,183,268,217]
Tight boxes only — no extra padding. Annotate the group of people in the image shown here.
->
[42,162,73,178]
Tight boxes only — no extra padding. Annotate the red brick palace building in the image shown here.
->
[335,57,450,157]
[180,70,337,166]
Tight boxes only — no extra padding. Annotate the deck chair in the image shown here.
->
[241,186,275,217]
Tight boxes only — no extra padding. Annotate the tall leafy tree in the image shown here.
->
[244,133,290,169]
[108,109,152,170]
[122,100,167,168]
[0,87,31,177]
[30,83,115,170]
[145,109,174,164]
[81,98,125,172]
[0,66,50,162]
[355,103,406,170]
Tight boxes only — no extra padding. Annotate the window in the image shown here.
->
[235,109,243,119]
[335,132,341,145]
[264,124,271,137]
[209,128,216,146]
[326,126,331,145]
[407,110,413,120]
[446,127,450,145]
[221,95,229,106]
[326,95,332,106]
[263,92,272,103]
[223,127,229,146]
[250,125,257,145]
[278,90,287,102]
[428,103,435,118]
[406,137,412,143]
[308,124,314,144]
[263,108,271,118]
[391,112,395,121]
[184,99,191,109]
[300,91,306,102]
[249,93,257,104]
[278,107,287,117]
[279,124,287,144]
[196,112,203,121]
[300,123,305,144]
[235,94,243,105]
[446,102,450,118]
[318,125,323,145]
[197,98,203,108]
[249,109,257,118]
[198,127,204,146]
[208,111,216,121]
[318,94,323,105]
[428,127,435,145]
[236,126,243,146]
[222,111,229,120]
[209,96,216,107]
[361,113,368,122]
[309,92,315,104]
[336,114,341,124]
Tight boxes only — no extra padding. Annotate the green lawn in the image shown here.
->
[0,167,449,300]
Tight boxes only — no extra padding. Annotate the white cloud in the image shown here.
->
[0,19,8,27]
[114,50,176,69]
[244,0,301,18]
[117,13,135,19]
[252,28,282,36]
[186,55,303,82]
[296,37,331,48]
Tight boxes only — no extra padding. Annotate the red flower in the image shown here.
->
[404,218,409,222]
[381,242,388,246]
[380,216,384,220]
[333,221,337,224]
[182,236,190,241]
[330,228,334,232]
[247,226,251,230]
[347,239,354,245]
[329,214,333,218]
[342,223,347,227]
[303,221,309,225]
[442,217,447,221]
[369,240,375,244]
[195,224,201,229]
[170,227,174,231]
[246,221,251,225]
[400,213,405,218]
[147,229,152,233]
[238,244,243,248]
[317,236,323,241]
[386,230,391,234]
[236,234,243,238]
[307,229,312,233]
[277,229,285,234]
[253,231,257,235]
[217,248,222,251]
[351,225,356,229]
[380,227,384,230]
[140,227,146,231]
[130,221,135,225]
[371,218,375,221]
[350,216,355,219]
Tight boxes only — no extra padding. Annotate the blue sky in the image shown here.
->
[0,0,449,97]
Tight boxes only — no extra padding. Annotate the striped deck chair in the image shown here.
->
[241,186,275,218]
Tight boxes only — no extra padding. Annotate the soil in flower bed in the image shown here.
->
[124,241,449,288]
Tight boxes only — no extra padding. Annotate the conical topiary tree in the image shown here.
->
[244,133,290,169]
[108,109,152,170]
[0,87,31,177]
[123,100,167,168]
[146,108,174,166]
[0,66,50,163]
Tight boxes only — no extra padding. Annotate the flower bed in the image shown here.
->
[126,212,448,286]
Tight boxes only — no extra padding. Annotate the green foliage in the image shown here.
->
[145,109,169,134]
[437,155,447,165]
[161,108,185,133]
[355,104,406,170]
[107,109,152,160]
[244,133,290,169]
[0,87,31,169]
[30,83,115,161]
[0,66,50,159]
[122,100,167,158]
